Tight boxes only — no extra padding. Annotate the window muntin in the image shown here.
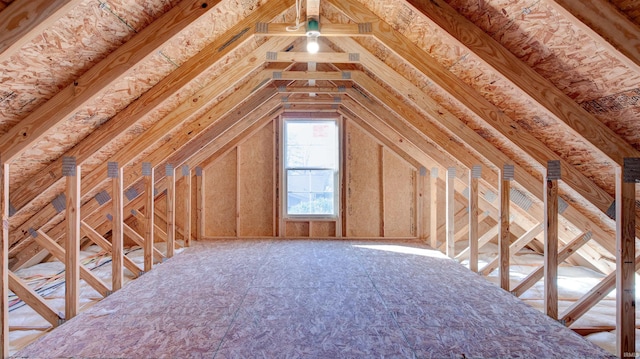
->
[284,120,339,217]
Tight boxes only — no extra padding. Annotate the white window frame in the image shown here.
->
[281,117,341,219]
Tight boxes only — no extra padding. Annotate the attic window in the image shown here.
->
[284,119,339,217]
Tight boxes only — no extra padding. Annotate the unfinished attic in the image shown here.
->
[0,0,639,357]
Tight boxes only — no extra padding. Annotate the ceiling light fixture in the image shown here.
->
[306,17,320,54]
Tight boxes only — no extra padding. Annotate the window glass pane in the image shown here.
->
[285,121,337,169]
[287,170,334,215]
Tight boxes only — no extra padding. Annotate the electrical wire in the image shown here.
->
[8,247,144,312]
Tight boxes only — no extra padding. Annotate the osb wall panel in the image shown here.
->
[238,122,274,237]
[310,221,336,237]
[383,149,416,237]
[345,122,381,237]
[204,148,237,237]
[285,221,309,237]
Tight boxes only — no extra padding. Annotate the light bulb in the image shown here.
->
[307,36,319,54]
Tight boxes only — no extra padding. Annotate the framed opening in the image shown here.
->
[283,119,340,218]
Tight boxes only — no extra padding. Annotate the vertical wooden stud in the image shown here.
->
[108,162,123,292]
[429,167,439,249]
[418,166,427,241]
[196,167,204,241]
[63,156,80,320]
[142,162,154,272]
[499,164,514,291]
[544,160,560,319]
[182,165,192,247]
[446,167,456,258]
[166,164,175,258]
[236,147,241,237]
[617,158,638,358]
[1,162,8,358]
[469,165,481,272]
[544,161,560,319]
[379,145,385,237]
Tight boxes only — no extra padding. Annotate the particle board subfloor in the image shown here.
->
[14,240,613,358]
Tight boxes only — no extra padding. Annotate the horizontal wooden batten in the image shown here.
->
[257,23,371,37]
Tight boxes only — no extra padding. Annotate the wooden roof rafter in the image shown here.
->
[401,0,640,165]
[0,0,222,165]
[326,35,618,257]
[8,0,296,223]
[341,72,614,274]
[7,35,297,265]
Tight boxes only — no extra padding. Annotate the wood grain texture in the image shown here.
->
[204,149,237,237]
[238,124,274,237]
[616,165,636,357]
[544,176,559,319]
[468,173,479,272]
[0,0,219,163]
[7,271,60,327]
[80,221,141,277]
[7,38,291,259]
[112,166,124,292]
[327,9,615,224]
[512,232,590,297]
[166,169,175,258]
[336,40,617,260]
[8,0,294,215]
[65,165,80,320]
[547,0,640,73]
[406,0,638,164]
[33,229,109,298]
[0,163,7,358]
[0,0,82,63]
[445,168,455,258]
[182,170,192,247]
[480,223,543,277]
[499,175,510,291]
[144,171,155,272]
[196,169,204,241]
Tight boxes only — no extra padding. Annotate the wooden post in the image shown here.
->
[429,167,438,249]
[166,164,175,258]
[108,162,123,292]
[142,162,154,272]
[196,167,204,241]
[446,167,456,258]
[499,164,513,291]
[418,166,427,241]
[469,165,480,272]
[617,158,638,358]
[544,160,560,319]
[1,162,8,358]
[182,165,192,247]
[63,156,80,320]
